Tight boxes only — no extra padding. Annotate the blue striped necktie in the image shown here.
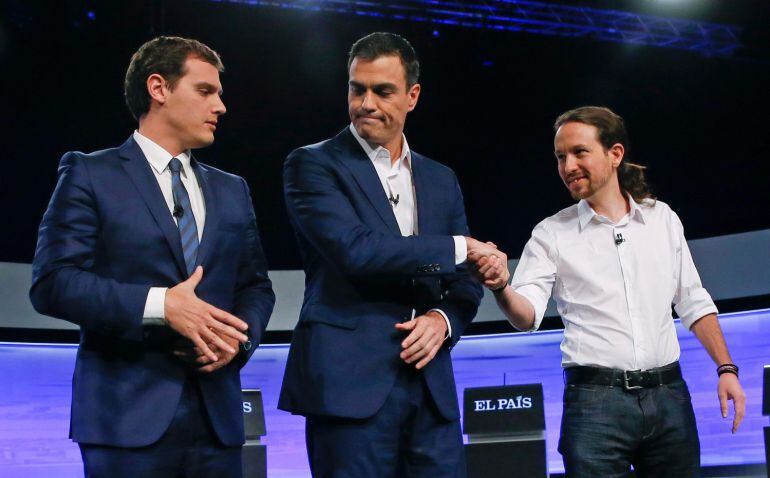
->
[168,158,199,277]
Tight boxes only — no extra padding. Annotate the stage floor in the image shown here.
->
[1,309,768,477]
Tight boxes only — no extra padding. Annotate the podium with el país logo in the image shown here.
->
[242,389,267,478]
[463,383,548,478]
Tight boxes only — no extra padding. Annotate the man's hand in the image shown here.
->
[165,266,249,363]
[395,311,447,370]
[465,237,500,262]
[172,334,241,373]
[718,373,746,433]
[466,238,510,290]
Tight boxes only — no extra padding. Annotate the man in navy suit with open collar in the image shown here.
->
[279,32,492,477]
[30,36,275,477]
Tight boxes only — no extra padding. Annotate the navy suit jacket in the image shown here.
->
[278,128,483,421]
[30,136,275,447]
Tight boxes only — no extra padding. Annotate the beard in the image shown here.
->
[568,172,612,201]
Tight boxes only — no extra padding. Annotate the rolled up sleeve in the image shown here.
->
[511,222,557,331]
[671,213,718,330]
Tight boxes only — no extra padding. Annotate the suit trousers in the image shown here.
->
[305,364,466,478]
[79,377,242,478]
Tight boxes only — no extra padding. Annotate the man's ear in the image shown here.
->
[608,143,625,168]
[146,73,169,106]
[406,83,421,112]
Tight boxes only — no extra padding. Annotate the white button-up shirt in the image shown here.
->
[350,125,417,236]
[133,130,206,320]
[511,197,717,370]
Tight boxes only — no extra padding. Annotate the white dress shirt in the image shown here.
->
[349,125,466,337]
[511,197,717,370]
[133,131,206,321]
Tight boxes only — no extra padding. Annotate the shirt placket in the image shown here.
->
[612,222,646,369]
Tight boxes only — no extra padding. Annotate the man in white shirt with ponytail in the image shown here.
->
[473,106,745,477]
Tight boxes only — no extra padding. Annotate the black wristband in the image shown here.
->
[491,274,512,293]
[717,363,739,378]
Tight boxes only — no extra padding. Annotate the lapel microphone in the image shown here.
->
[388,193,400,206]
[614,233,625,246]
[173,204,184,218]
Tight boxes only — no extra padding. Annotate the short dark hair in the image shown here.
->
[348,32,420,86]
[124,36,224,120]
[554,106,655,204]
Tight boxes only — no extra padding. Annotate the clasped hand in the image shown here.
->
[396,311,447,370]
[165,266,249,373]
[466,237,510,290]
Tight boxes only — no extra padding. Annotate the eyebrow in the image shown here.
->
[554,143,591,155]
[348,80,398,91]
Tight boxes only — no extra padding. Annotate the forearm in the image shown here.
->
[690,313,733,365]
[285,149,456,280]
[494,286,536,331]
[30,266,148,340]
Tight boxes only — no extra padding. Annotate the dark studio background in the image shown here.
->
[2,0,769,272]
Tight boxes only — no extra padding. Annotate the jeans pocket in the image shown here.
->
[663,380,692,401]
[563,384,605,404]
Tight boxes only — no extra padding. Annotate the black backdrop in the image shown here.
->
[3,0,769,270]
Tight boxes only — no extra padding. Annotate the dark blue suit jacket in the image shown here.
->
[30,136,275,447]
[278,128,482,421]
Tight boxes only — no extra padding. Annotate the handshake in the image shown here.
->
[465,237,511,292]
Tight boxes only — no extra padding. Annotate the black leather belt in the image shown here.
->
[564,362,682,391]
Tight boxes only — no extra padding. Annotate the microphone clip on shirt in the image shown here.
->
[173,203,184,218]
[388,193,400,207]
[615,233,625,246]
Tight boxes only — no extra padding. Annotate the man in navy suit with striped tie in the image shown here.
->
[30,36,275,477]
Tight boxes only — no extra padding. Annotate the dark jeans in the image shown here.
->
[80,379,242,478]
[305,366,466,478]
[558,378,700,478]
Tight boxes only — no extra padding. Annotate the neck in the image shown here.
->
[138,115,187,157]
[381,134,404,166]
[586,177,629,223]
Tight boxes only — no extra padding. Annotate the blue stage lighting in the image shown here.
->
[210,0,742,56]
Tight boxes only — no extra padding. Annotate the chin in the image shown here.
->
[354,123,374,137]
[569,188,590,201]
[196,133,216,147]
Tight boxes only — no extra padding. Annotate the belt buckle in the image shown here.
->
[623,369,644,391]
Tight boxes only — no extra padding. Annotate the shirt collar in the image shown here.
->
[133,130,193,177]
[577,193,647,230]
[349,123,411,171]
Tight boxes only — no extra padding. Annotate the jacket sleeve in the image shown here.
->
[29,152,148,341]
[283,147,456,281]
[432,175,483,347]
[232,177,276,365]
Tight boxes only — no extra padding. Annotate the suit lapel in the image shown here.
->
[410,152,434,235]
[334,129,401,235]
[192,158,219,269]
[119,137,187,277]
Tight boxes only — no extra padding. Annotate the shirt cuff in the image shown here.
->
[675,289,718,330]
[142,287,168,326]
[429,308,452,341]
[453,236,467,265]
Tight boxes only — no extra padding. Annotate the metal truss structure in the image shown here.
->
[211,0,742,56]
